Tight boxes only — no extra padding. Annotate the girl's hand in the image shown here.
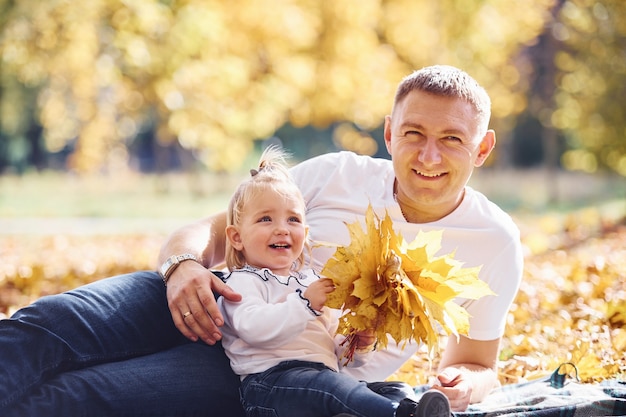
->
[354,329,377,352]
[303,278,335,311]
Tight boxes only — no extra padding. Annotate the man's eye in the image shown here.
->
[445,136,462,142]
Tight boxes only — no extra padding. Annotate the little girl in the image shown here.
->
[218,146,450,417]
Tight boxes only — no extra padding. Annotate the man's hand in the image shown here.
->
[430,367,472,412]
[166,261,242,344]
[432,336,501,411]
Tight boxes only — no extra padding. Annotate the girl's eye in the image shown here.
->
[258,216,272,222]
[288,216,302,223]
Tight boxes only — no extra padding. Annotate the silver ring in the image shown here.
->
[182,311,192,319]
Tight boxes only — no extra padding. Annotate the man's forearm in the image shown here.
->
[157,212,228,269]
[437,335,501,405]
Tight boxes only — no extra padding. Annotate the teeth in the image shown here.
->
[418,171,443,178]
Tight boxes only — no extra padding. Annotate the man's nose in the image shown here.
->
[418,138,442,165]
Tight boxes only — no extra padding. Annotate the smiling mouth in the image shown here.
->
[270,243,291,249]
[416,170,445,178]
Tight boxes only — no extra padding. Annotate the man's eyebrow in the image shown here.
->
[441,129,467,136]
[400,121,467,136]
[399,121,424,130]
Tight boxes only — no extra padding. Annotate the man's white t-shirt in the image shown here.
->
[290,151,524,381]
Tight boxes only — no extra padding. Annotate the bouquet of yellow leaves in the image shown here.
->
[322,205,495,364]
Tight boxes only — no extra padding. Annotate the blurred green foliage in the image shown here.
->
[0,0,624,175]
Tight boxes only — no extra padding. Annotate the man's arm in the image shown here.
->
[157,211,242,345]
[432,335,500,411]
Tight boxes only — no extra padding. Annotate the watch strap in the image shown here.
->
[159,253,198,285]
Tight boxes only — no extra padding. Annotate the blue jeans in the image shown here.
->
[241,360,416,417]
[0,271,245,417]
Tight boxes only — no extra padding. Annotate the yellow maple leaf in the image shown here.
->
[607,301,626,329]
[321,204,495,362]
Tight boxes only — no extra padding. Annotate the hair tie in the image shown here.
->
[250,169,259,177]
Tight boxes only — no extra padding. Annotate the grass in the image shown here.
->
[468,166,626,212]
[0,170,241,218]
[0,167,624,235]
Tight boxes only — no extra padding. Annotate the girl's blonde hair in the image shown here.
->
[225,146,308,271]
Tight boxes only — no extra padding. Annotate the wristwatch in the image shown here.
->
[158,253,198,285]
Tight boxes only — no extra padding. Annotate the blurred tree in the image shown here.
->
[509,0,626,178]
[553,0,626,176]
[1,0,595,174]
[513,0,568,204]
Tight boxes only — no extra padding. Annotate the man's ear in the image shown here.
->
[474,129,496,167]
[383,115,393,155]
[225,225,244,250]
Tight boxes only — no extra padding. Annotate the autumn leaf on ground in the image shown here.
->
[321,205,495,363]
[607,301,626,329]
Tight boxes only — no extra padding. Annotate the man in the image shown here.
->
[161,65,523,412]
[1,65,523,416]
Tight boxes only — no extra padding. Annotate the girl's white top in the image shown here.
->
[219,266,370,379]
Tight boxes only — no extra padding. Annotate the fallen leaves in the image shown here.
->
[0,234,162,318]
[498,223,626,385]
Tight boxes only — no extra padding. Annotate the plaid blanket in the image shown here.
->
[415,366,626,416]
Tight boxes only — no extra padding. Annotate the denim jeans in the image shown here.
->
[0,271,244,417]
[240,360,416,417]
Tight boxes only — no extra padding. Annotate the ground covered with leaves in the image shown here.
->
[391,209,626,387]
[1,208,625,387]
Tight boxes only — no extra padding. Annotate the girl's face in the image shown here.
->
[226,187,308,276]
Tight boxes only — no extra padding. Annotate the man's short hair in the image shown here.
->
[394,65,492,135]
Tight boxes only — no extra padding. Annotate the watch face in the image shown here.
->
[160,254,196,279]
[160,258,175,275]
